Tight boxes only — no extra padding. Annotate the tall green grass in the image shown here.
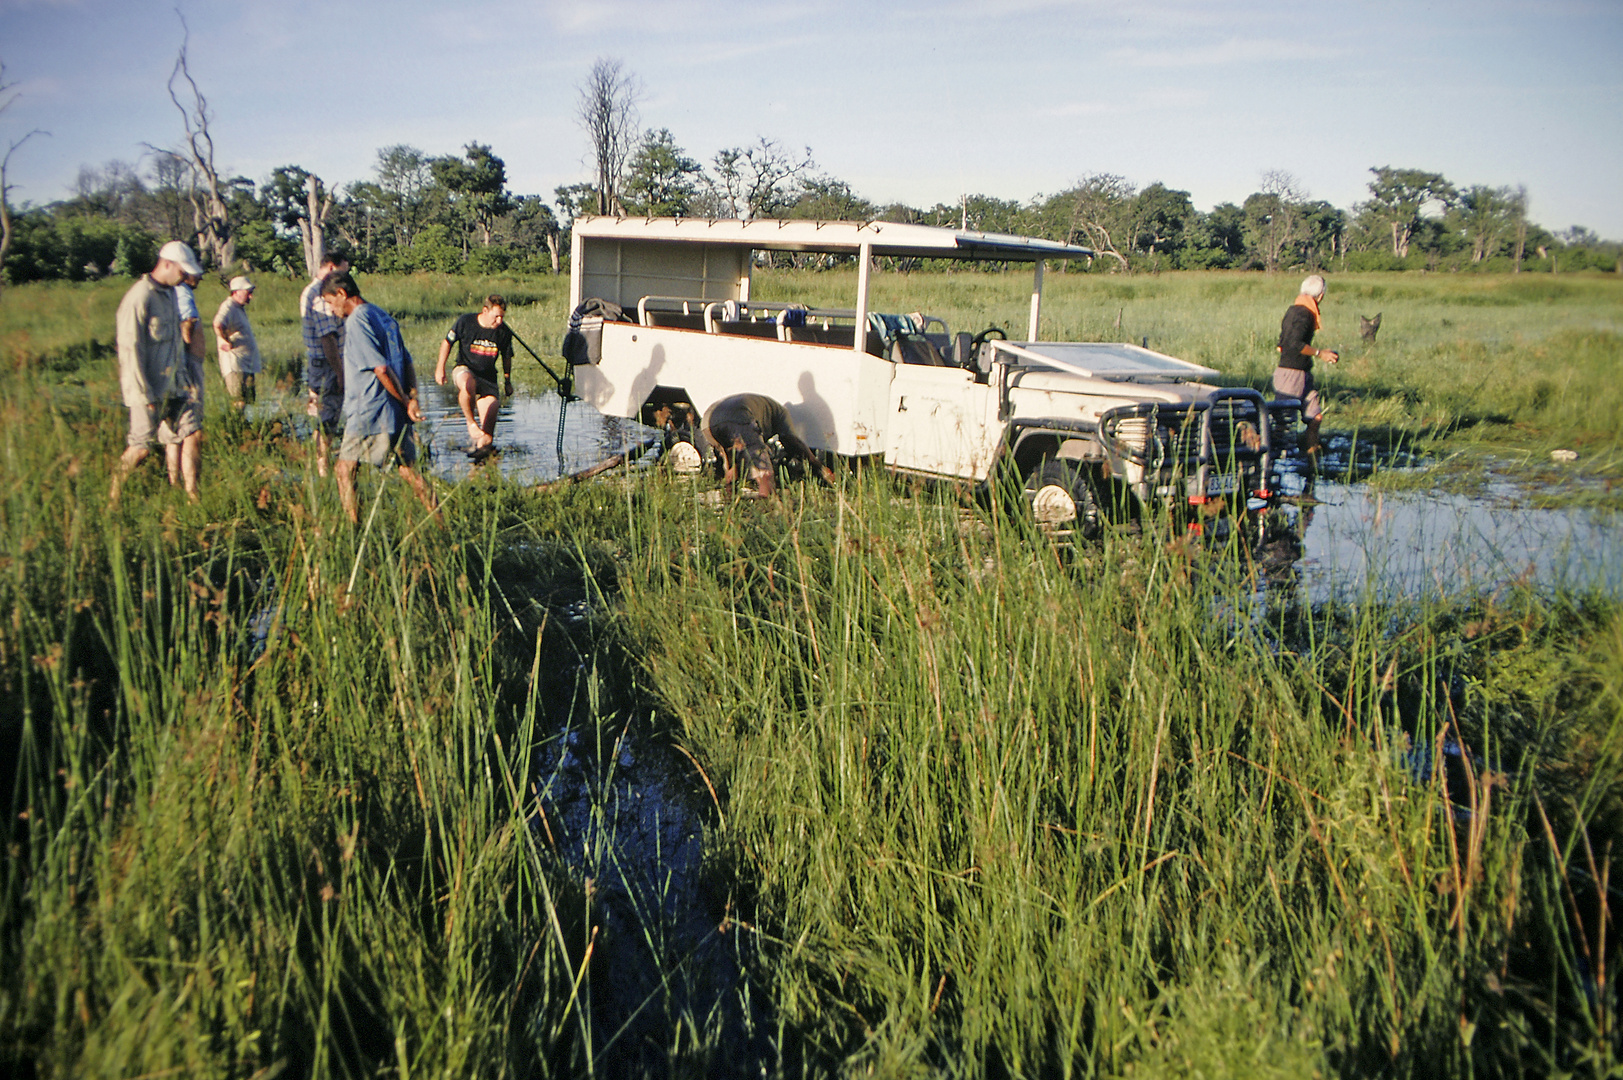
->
[0,271,1618,1075]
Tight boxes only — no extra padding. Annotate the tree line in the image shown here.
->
[2,52,1618,288]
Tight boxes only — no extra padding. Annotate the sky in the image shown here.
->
[2,0,1620,237]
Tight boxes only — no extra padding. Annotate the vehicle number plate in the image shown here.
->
[1207,473,1239,496]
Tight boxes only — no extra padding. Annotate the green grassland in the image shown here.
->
[0,270,1619,1076]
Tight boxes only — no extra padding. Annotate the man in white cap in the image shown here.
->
[114,240,205,499]
[1273,274,1339,455]
[213,275,261,411]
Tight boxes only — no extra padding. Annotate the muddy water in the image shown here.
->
[416,384,660,483]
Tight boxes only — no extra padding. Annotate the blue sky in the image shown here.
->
[2,0,1620,237]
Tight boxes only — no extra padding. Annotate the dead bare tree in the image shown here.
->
[300,173,332,278]
[0,58,48,298]
[575,57,641,215]
[157,12,234,268]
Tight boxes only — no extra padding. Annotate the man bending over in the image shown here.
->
[701,393,836,497]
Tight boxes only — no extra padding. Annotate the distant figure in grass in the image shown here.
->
[300,252,350,476]
[112,241,205,501]
[1272,274,1339,455]
[701,393,836,498]
[170,259,207,493]
[434,295,512,455]
[320,273,438,524]
[213,276,261,412]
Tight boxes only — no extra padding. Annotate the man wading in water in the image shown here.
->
[321,273,438,524]
[434,295,512,456]
[1272,274,1339,455]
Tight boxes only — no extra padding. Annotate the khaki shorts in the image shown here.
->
[306,354,344,434]
[223,370,256,403]
[338,426,418,469]
[128,396,198,449]
[1271,366,1322,420]
[452,365,500,400]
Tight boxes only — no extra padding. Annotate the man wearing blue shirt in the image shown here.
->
[320,273,438,524]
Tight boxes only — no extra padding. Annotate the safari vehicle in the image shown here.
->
[566,217,1301,533]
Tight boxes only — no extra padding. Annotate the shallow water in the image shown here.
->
[417,384,659,484]
[1269,464,1621,602]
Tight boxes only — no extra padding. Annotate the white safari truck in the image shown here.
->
[566,216,1300,534]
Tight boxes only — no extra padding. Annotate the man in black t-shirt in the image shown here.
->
[434,295,513,453]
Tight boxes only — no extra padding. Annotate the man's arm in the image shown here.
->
[181,317,204,360]
[375,364,424,423]
[435,338,452,386]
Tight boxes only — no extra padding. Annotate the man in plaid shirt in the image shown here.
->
[300,253,350,476]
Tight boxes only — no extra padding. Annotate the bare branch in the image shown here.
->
[575,58,642,215]
[1,57,51,295]
[161,11,234,267]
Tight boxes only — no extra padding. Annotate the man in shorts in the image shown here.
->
[434,295,512,455]
[321,273,438,524]
[113,240,204,500]
[300,252,350,475]
[213,276,261,411]
[701,392,836,497]
[1272,274,1339,455]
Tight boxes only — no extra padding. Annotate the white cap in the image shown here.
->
[158,240,204,276]
[228,275,255,293]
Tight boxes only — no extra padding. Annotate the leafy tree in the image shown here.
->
[373,144,434,249]
[1130,182,1193,264]
[1241,171,1310,272]
[553,183,598,231]
[1046,174,1136,270]
[621,129,702,217]
[700,138,815,219]
[1452,185,1520,263]
[1180,202,1245,269]
[788,176,874,221]
[432,142,510,249]
[1360,166,1456,258]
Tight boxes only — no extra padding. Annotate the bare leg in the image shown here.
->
[476,394,498,439]
[179,431,201,500]
[1302,418,1322,455]
[336,458,359,523]
[453,370,484,446]
[112,445,150,501]
[165,443,181,487]
[397,465,439,518]
[316,430,332,478]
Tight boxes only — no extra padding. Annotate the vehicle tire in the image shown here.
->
[1022,457,1103,540]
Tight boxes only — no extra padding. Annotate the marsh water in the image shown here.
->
[411,387,1620,601]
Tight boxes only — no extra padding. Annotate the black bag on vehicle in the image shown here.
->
[562,298,629,365]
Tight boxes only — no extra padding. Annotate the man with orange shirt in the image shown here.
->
[1272,274,1339,454]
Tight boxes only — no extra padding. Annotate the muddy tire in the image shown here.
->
[1022,457,1103,540]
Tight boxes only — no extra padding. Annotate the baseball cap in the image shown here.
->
[158,240,204,276]
[228,276,255,293]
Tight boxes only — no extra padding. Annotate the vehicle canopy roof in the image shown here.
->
[569,217,1095,341]
[570,216,1094,261]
